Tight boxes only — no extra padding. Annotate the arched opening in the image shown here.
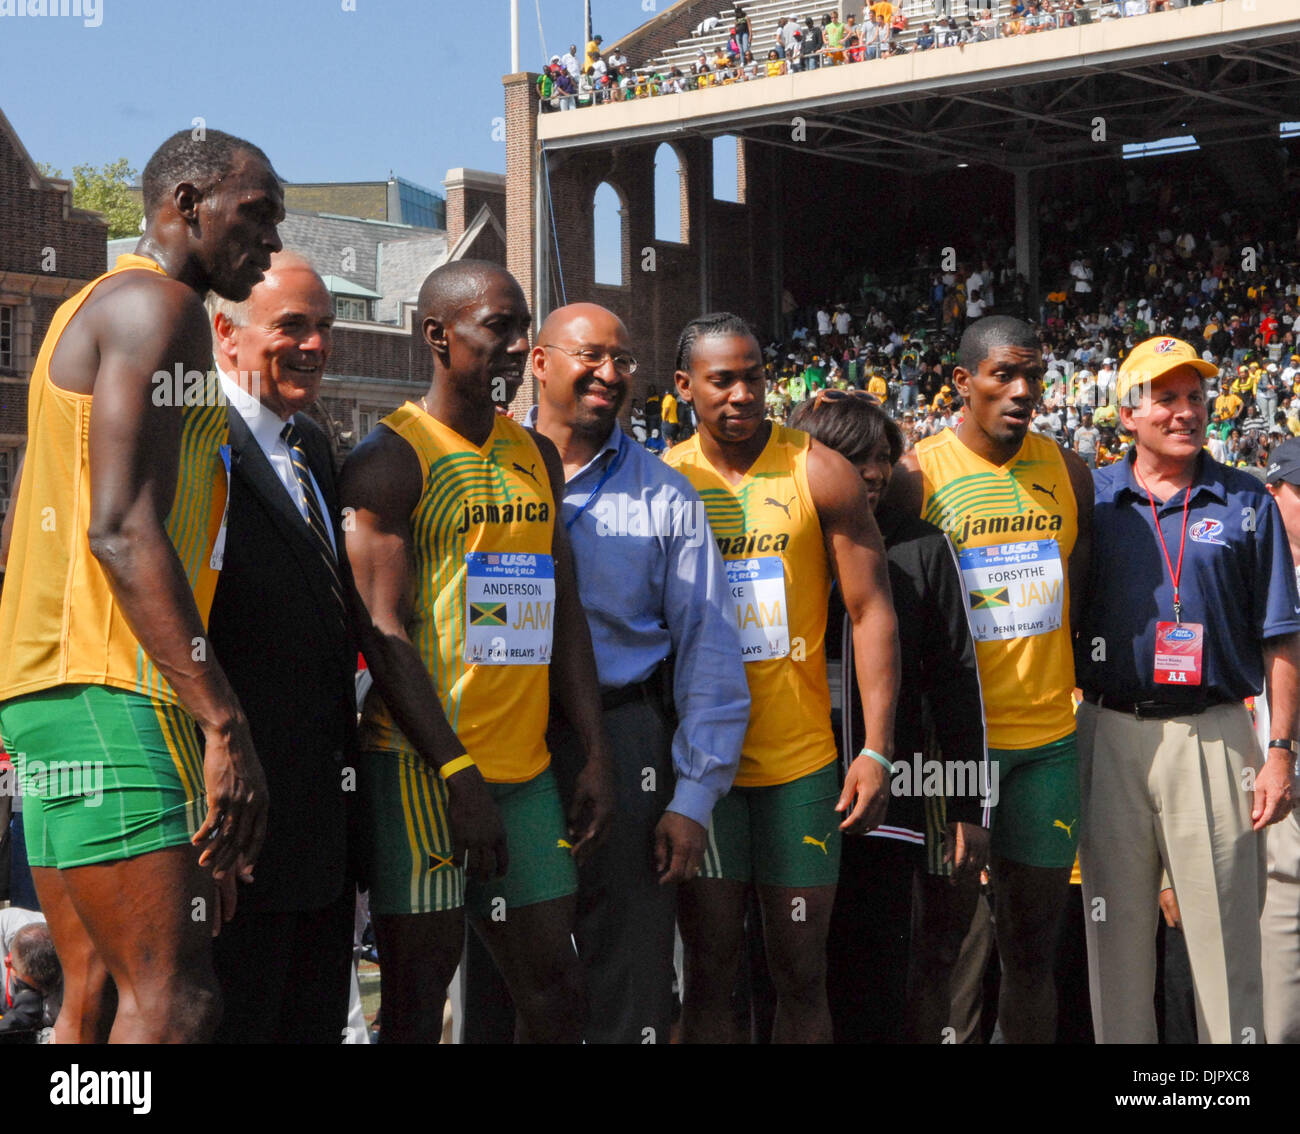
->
[654,143,688,244]
[712,134,742,203]
[593,181,626,286]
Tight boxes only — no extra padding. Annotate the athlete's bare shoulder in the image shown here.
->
[51,267,209,396]
[340,423,422,524]
[1057,442,1094,516]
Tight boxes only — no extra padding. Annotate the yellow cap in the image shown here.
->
[1116,336,1218,405]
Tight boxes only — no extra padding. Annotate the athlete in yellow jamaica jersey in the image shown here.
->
[340,261,613,1043]
[666,312,900,1044]
[0,129,281,1043]
[885,315,1094,1044]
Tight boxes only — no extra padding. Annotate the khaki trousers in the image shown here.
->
[1263,811,1300,1043]
[1078,701,1266,1044]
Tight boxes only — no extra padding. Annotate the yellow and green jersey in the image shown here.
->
[358,405,556,783]
[0,254,227,708]
[667,423,835,787]
[915,428,1077,750]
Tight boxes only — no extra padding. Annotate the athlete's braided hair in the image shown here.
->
[674,311,758,373]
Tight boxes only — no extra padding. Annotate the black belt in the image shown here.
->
[601,678,657,712]
[1082,690,1236,720]
[600,661,672,714]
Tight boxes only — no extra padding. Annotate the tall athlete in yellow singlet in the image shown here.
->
[887,315,1093,1044]
[667,313,900,1044]
[342,261,612,1044]
[0,130,281,1043]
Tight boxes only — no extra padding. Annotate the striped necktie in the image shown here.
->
[281,421,347,627]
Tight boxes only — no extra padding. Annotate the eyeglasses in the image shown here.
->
[541,344,638,375]
[810,388,881,409]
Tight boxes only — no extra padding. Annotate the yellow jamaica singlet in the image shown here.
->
[915,428,1077,749]
[667,423,834,787]
[358,405,556,783]
[0,254,228,708]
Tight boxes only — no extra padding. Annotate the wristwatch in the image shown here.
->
[1268,738,1300,757]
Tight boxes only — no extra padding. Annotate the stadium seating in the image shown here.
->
[632,0,1129,79]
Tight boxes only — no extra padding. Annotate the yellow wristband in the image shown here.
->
[439,754,476,781]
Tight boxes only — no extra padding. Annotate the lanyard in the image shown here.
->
[565,433,626,531]
[1133,464,1192,623]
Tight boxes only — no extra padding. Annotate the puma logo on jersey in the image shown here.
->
[1054,818,1078,839]
[764,496,794,518]
[802,832,832,854]
[556,838,573,850]
[1032,483,1059,505]
[513,461,540,484]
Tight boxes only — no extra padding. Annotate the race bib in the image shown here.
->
[1153,621,1203,686]
[727,556,791,662]
[960,540,1064,642]
[463,552,555,666]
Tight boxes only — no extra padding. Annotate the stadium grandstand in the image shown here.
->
[503,0,1300,410]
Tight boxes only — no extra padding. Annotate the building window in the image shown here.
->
[358,408,379,438]
[0,450,12,519]
[654,143,688,245]
[593,182,628,287]
[335,296,369,321]
[713,135,742,203]
[0,306,13,369]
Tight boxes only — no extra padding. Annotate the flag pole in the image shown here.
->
[510,0,520,71]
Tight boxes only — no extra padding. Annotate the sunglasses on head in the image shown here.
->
[810,388,881,409]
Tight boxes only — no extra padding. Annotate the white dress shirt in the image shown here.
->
[218,368,337,554]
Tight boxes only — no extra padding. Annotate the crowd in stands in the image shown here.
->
[538,0,1224,111]
[601,158,1300,487]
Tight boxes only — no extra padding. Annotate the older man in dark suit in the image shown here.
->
[206,252,358,1043]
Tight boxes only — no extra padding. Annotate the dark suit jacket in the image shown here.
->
[206,408,357,913]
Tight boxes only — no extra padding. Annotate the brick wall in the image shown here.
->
[0,123,106,281]
[505,72,541,413]
[523,127,782,411]
[329,324,434,385]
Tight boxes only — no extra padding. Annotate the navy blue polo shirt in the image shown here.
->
[1076,450,1300,705]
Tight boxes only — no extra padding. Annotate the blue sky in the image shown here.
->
[0,0,660,192]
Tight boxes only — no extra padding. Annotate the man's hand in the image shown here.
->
[1252,754,1296,830]
[193,719,268,880]
[210,862,249,938]
[943,821,989,885]
[567,759,614,864]
[1159,887,1182,929]
[836,753,889,833]
[654,811,707,884]
[446,768,508,880]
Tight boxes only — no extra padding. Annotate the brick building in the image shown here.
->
[0,107,107,523]
[109,169,508,452]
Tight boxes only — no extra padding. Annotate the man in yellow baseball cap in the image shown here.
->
[1076,332,1300,1044]
[1116,335,1218,408]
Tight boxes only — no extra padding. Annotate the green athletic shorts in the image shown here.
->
[988,732,1080,869]
[702,760,842,887]
[359,749,578,917]
[0,684,206,869]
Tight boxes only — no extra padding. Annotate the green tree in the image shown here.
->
[35,158,143,239]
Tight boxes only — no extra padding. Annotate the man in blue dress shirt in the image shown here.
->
[525,302,749,1043]
[1075,335,1300,1044]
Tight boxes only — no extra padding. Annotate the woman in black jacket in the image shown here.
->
[789,391,990,1043]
